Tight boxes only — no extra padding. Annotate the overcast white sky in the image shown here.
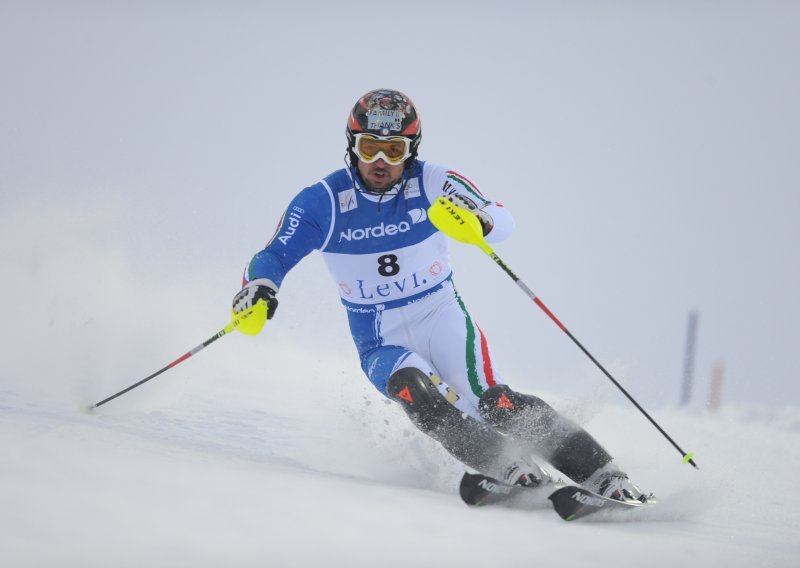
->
[1,0,798,409]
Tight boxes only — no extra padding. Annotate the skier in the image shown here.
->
[233,89,650,503]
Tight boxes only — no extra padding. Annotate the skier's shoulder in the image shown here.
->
[417,160,446,185]
[320,167,356,193]
[289,168,350,213]
[416,161,485,199]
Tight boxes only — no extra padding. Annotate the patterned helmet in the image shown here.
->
[346,89,422,163]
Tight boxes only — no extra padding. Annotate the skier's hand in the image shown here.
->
[447,194,494,236]
[233,278,279,320]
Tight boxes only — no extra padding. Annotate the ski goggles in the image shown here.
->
[352,133,413,165]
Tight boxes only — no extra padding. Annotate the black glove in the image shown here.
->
[447,194,494,236]
[233,278,279,320]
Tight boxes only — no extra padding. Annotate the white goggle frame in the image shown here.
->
[352,133,413,164]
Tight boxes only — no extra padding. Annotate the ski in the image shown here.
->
[461,473,655,521]
[547,485,653,521]
[459,472,558,508]
[459,472,520,507]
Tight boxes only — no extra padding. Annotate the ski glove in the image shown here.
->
[233,278,279,320]
[447,194,494,236]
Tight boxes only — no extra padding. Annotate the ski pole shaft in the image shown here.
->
[88,302,264,411]
[88,326,232,411]
[427,197,698,469]
[489,252,698,469]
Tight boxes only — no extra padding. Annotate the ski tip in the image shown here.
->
[459,472,519,508]
[547,488,578,521]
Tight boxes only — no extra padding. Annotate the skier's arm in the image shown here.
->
[235,185,332,316]
[423,164,515,243]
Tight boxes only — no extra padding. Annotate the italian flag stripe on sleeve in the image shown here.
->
[446,171,489,206]
[264,209,288,247]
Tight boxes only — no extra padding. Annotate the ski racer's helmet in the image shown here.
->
[346,89,421,168]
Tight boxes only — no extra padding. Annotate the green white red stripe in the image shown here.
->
[446,171,489,206]
[455,293,497,396]
[245,209,288,284]
[265,209,288,248]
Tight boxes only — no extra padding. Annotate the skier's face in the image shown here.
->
[357,158,404,192]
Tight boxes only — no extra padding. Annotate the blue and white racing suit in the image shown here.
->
[243,160,515,419]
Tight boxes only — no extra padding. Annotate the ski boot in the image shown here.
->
[585,465,654,503]
[502,457,552,488]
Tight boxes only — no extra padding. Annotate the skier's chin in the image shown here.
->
[367,181,400,193]
[365,174,401,193]
[357,160,404,193]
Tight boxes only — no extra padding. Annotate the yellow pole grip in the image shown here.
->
[427,197,495,256]
[228,298,268,336]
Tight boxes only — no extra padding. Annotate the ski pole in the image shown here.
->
[428,197,698,470]
[87,299,269,412]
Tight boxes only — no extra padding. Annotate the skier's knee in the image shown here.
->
[387,367,456,434]
[478,384,556,428]
[479,385,612,482]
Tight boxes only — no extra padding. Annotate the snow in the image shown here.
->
[2,343,798,567]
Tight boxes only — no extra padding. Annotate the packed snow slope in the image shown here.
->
[2,331,799,567]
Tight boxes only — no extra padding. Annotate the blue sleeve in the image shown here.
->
[244,184,332,288]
